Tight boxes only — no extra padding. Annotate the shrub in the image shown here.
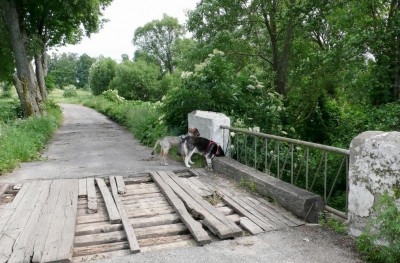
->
[89,57,117,95]
[102,89,125,103]
[356,191,400,263]
[63,85,78,98]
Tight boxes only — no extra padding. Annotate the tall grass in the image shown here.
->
[0,100,62,174]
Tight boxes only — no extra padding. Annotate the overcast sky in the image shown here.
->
[51,0,199,62]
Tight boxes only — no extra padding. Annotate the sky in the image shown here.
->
[51,0,199,62]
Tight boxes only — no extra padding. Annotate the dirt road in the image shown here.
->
[0,104,184,183]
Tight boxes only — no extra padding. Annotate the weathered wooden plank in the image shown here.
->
[241,196,292,228]
[7,181,52,263]
[213,187,274,232]
[115,176,126,194]
[41,179,79,263]
[188,177,213,195]
[0,181,42,263]
[140,239,196,253]
[123,196,168,206]
[126,205,175,218]
[181,178,207,197]
[73,241,129,257]
[31,181,64,263]
[150,171,211,245]
[76,213,109,225]
[74,223,188,247]
[78,179,87,197]
[166,171,242,238]
[138,234,193,248]
[120,192,164,201]
[125,183,158,190]
[156,171,233,239]
[0,184,9,200]
[122,187,161,197]
[96,178,121,224]
[240,217,264,235]
[0,183,30,234]
[124,175,152,185]
[254,197,305,226]
[73,248,131,263]
[124,200,170,210]
[216,206,235,216]
[87,178,98,213]
[109,176,140,253]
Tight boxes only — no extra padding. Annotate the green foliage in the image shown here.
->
[44,74,57,92]
[48,53,78,87]
[356,191,400,263]
[0,98,23,123]
[101,89,125,103]
[76,54,96,88]
[109,59,162,101]
[0,100,61,173]
[319,214,347,235]
[89,57,117,95]
[63,85,78,98]
[133,14,185,74]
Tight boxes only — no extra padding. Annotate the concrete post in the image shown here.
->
[188,110,230,153]
[348,131,400,237]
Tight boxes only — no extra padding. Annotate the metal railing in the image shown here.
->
[221,125,349,219]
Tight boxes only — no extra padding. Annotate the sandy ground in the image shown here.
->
[0,104,364,262]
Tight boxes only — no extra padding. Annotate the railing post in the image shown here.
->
[348,131,400,237]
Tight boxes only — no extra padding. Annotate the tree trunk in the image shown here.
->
[35,52,48,100]
[1,0,41,116]
[394,1,400,101]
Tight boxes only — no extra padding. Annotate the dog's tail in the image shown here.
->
[151,140,161,155]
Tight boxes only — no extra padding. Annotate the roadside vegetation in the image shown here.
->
[1,1,400,261]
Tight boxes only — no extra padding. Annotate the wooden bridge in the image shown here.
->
[0,169,303,263]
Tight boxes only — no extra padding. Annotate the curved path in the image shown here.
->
[0,104,184,183]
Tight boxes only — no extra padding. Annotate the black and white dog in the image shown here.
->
[181,136,225,170]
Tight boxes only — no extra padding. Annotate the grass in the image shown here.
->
[0,100,62,174]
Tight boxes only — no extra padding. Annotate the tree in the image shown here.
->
[187,0,307,96]
[133,14,184,74]
[109,59,162,101]
[47,53,78,88]
[76,54,95,89]
[0,14,13,84]
[89,57,117,95]
[0,0,112,117]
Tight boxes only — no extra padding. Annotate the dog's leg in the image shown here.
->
[163,148,169,165]
[184,150,195,168]
[205,156,213,171]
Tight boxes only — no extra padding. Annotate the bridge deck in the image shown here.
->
[0,170,304,262]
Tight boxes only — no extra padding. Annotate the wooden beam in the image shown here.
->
[0,182,42,263]
[239,217,264,235]
[115,176,126,194]
[150,171,211,245]
[78,179,87,197]
[41,179,79,263]
[86,178,97,213]
[0,184,9,200]
[157,171,234,239]
[109,176,140,253]
[166,171,242,238]
[96,178,121,224]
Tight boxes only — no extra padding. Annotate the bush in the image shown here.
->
[102,89,125,103]
[89,57,117,95]
[0,100,62,173]
[63,85,78,98]
[356,191,400,263]
[0,98,23,123]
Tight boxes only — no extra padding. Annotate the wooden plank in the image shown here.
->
[115,176,126,194]
[120,192,164,201]
[122,187,160,197]
[126,205,175,218]
[87,178,98,213]
[31,181,64,263]
[78,179,87,197]
[7,181,52,263]
[241,196,292,228]
[157,171,234,239]
[140,239,196,253]
[124,175,152,185]
[255,197,305,226]
[73,241,129,257]
[212,187,274,232]
[181,178,207,197]
[0,182,42,263]
[73,249,131,263]
[41,179,79,263]
[166,171,242,238]
[0,184,9,200]
[0,183,30,234]
[109,176,140,253]
[188,177,213,195]
[150,171,211,245]
[74,223,189,247]
[96,178,121,224]
[240,217,264,235]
